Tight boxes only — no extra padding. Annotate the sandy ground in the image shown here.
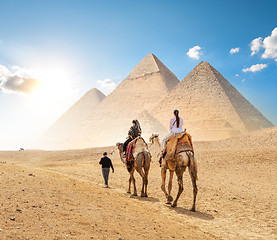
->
[0,140,276,239]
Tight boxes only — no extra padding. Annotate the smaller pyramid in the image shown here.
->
[39,88,105,149]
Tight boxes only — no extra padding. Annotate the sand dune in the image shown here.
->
[1,136,276,239]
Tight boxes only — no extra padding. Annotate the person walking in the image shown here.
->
[99,152,114,188]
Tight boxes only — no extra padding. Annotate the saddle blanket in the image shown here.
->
[176,133,193,154]
[126,139,135,164]
[165,132,194,162]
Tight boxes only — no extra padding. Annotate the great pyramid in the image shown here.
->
[151,61,273,140]
[39,54,180,149]
[97,53,179,118]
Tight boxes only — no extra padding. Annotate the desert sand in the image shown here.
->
[1,127,276,239]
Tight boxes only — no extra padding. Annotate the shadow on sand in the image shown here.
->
[130,195,160,203]
[165,205,214,220]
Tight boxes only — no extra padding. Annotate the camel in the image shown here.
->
[149,133,198,211]
[116,137,151,197]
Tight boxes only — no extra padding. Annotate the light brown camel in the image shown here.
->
[149,134,198,211]
[116,137,151,197]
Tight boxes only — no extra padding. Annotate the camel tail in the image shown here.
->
[189,152,198,180]
[142,151,151,172]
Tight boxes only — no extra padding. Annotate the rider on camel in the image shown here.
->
[123,120,142,156]
[160,109,184,158]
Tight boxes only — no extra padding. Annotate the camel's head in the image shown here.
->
[116,142,123,151]
[149,133,159,143]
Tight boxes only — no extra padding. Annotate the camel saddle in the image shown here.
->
[125,137,149,172]
[164,132,194,163]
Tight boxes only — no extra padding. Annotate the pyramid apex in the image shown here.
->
[197,61,212,67]
[127,54,160,79]
[84,88,106,101]
[123,54,179,90]
[146,53,156,57]
[89,87,103,93]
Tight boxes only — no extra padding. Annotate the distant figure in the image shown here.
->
[19,148,24,151]
[99,152,114,188]
[123,120,142,156]
[161,109,184,158]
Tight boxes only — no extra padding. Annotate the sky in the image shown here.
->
[0,0,276,150]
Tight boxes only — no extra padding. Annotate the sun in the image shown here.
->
[31,64,76,101]
[26,62,80,129]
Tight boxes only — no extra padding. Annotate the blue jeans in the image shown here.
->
[102,168,110,185]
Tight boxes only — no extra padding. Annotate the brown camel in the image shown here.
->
[116,137,151,197]
[149,134,198,211]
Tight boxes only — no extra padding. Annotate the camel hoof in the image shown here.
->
[171,203,177,208]
[190,208,196,212]
[127,191,131,194]
[165,201,172,205]
[132,193,138,197]
[167,195,173,202]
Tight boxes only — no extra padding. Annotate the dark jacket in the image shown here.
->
[99,156,114,170]
[128,125,141,139]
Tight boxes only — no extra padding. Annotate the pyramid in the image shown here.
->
[97,53,179,118]
[151,61,273,140]
[39,88,105,149]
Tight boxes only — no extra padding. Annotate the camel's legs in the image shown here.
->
[131,172,137,196]
[136,168,146,197]
[171,170,184,207]
[161,167,168,200]
[161,167,174,203]
[168,170,174,197]
[127,174,132,194]
[144,170,149,197]
[189,166,198,212]
[143,153,150,197]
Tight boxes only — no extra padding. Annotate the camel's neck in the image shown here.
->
[153,138,161,150]
[117,147,126,164]
[149,137,161,161]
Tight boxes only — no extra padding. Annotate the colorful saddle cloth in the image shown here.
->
[176,132,193,154]
[165,132,193,162]
[126,139,136,172]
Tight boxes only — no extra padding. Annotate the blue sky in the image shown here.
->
[0,0,276,149]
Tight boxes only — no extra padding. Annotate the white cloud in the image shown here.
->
[0,64,40,94]
[262,27,277,59]
[242,79,246,83]
[187,46,203,60]
[97,78,116,88]
[242,63,268,73]
[250,37,263,56]
[235,74,239,77]
[97,78,117,94]
[230,47,240,54]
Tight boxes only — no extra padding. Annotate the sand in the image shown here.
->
[0,134,276,239]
